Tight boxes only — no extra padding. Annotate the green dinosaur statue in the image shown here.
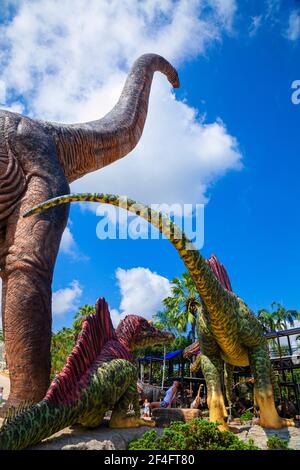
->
[0,297,173,450]
[24,193,295,430]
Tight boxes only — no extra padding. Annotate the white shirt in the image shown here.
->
[163,385,175,405]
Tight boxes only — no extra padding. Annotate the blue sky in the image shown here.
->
[0,0,299,332]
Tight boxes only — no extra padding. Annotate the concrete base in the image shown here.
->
[152,408,201,427]
[29,424,163,450]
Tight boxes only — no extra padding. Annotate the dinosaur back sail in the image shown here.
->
[45,297,116,405]
[206,255,232,292]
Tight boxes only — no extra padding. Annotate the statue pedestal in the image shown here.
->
[152,408,201,427]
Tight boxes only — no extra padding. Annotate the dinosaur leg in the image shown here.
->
[109,383,155,428]
[249,344,294,428]
[1,169,69,410]
[201,353,228,429]
[224,362,235,406]
[190,353,202,374]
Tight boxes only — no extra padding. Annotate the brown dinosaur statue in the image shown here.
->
[0,53,179,411]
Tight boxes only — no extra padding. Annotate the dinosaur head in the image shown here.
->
[116,315,174,351]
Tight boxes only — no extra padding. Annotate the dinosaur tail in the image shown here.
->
[0,400,76,450]
[23,193,232,306]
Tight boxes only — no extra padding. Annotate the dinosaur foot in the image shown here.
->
[109,416,156,429]
[217,423,229,431]
[259,417,295,429]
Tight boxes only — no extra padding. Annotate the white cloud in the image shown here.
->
[0,80,6,103]
[73,81,241,207]
[0,0,241,208]
[60,226,77,256]
[286,10,300,42]
[249,15,263,37]
[52,280,82,316]
[265,0,281,20]
[59,224,88,260]
[111,267,172,326]
[0,1,242,329]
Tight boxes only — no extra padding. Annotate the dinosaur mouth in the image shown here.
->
[143,329,174,344]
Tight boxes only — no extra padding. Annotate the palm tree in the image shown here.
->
[153,310,179,337]
[257,308,276,333]
[161,272,200,342]
[51,326,74,377]
[72,304,96,340]
[257,303,300,356]
[257,303,300,333]
[270,302,299,330]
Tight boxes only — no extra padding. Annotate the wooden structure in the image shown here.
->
[137,326,300,414]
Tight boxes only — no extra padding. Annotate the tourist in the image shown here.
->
[142,398,151,417]
[150,380,182,410]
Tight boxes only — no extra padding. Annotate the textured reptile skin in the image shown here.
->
[0,53,178,408]
[0,297,172,449]
[24,193,295,429]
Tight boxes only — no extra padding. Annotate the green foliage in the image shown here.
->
[257,302,300,334]
[157,272,200,342]
[267,435,291,450]
[72,305,95,340]
[240,410,253,422]
[0,329,3,342]
[128,419,260,450]
[51,327,74,377]
[50,304,95,378]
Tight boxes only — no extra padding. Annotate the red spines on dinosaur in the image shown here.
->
[45,297,117,405]
[44,299,153,406]
[206,255,232,292]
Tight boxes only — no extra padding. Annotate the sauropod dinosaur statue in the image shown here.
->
[24,192,295,429]
[0,54,179,411]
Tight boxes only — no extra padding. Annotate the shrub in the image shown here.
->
[267,435,291,450]
[240,410,253,422]
[128,419,260,450]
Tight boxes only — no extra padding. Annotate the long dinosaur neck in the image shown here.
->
[40,54,179,183]
[24,193,235,317]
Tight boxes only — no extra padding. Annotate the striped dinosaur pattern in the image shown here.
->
[0,117,27,227]
[24,193,295,429]
[0,297,172,449]
[0,53,179,411]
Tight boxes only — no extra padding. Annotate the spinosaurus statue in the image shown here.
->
[25,193,295,430]
[0,297,173,450]
[0,53,179,409]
